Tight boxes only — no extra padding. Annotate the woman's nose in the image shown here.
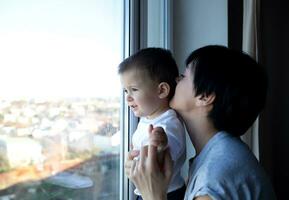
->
[176,74,184,83]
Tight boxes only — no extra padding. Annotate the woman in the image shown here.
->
[125,45,276,200]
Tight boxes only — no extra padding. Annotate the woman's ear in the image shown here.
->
[195,93,215,107]
[158,82,170,99]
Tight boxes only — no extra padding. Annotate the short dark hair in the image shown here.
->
[186,45,268,137]
[118,47,179,100]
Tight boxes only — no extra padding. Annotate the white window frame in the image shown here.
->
[119,0,173,199]
[120,1,139,199]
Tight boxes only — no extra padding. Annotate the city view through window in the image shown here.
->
[0,1,123,199]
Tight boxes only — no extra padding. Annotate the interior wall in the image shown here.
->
[172,0,289,198]
[172,0,228,179]
[259,0,289,198]
[173,0,227,72]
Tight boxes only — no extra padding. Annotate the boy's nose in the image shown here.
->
[126,94,133,102]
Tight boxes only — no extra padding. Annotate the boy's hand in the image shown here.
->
[148,124,168,152]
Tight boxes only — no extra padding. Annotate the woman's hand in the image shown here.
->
[126,144,173,200]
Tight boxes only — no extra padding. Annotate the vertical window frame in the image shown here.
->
[120,0,173,199]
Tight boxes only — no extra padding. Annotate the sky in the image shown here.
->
[0,0,123,98]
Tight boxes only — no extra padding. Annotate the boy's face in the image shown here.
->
[120,68,163,119]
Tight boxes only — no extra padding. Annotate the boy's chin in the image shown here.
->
[132,111,141,117]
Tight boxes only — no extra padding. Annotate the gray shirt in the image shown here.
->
[184,131,276,200]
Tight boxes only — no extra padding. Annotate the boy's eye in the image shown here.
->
[131,88,138,92]
[123,89,128,93]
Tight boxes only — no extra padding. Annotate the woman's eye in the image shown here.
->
[176,74,185,82]
[179,74,185,81]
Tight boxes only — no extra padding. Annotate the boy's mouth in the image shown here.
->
[130,105,137,109]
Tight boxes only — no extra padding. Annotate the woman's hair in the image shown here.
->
[186,45,268,137]
[118,47,179,100]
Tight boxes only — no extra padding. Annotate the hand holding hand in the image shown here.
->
[148,124,168,151]
[124,148,139,179]
[129,145,173,200]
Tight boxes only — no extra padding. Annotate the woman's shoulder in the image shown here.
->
[197,132,261,176]
[208,132,255,159]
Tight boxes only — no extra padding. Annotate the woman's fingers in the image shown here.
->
[147,144,158,171]
[139,145,148,166]
[163,148,173,183]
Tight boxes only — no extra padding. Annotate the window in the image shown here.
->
[0,0,124,199]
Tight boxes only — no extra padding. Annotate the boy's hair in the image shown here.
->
[186,45,268,137]
[118,47,179,100]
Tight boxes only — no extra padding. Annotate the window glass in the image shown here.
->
[0,0,123,199]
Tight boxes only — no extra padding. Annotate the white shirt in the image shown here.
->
[132,109,186,195]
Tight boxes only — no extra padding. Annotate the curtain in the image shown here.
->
[241,0,260,159]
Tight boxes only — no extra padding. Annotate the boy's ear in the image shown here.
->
[158,82,170,99]
[195,93,215,107]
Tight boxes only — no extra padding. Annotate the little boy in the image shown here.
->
[118,48,186,200]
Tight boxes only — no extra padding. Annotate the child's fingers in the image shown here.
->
[152,127,167,141]
[127,150,139,161]
[125,151,139,178]
[124,159,133,177]
[149,138,161,147]
[150,127,168,148]
[149,136,165,146]
[150,133,166,141]
[152,126,165,133]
